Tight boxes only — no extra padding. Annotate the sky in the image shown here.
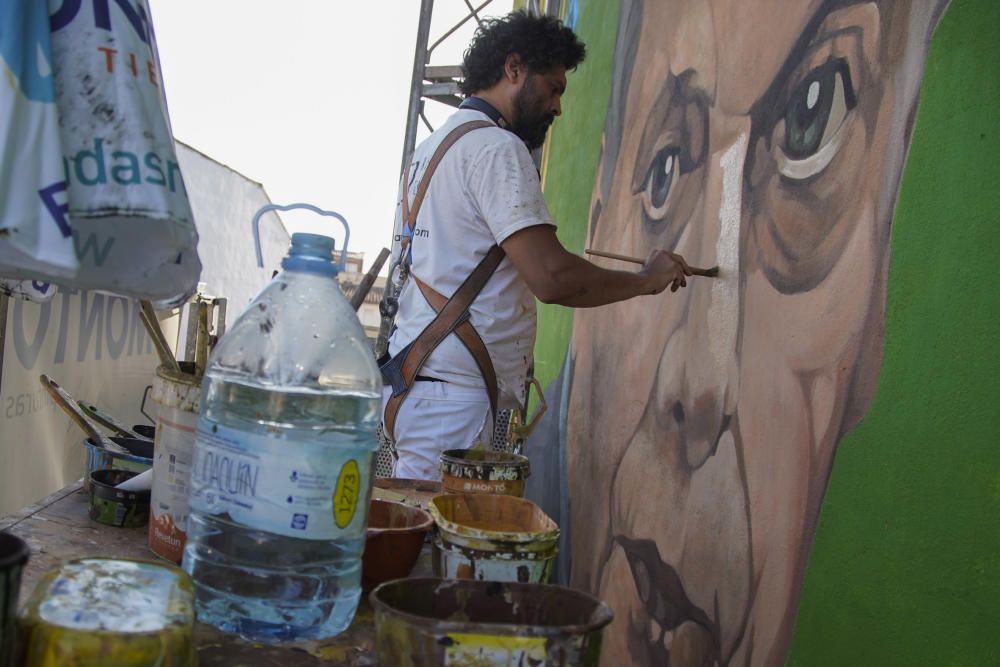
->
[147,0,513,275]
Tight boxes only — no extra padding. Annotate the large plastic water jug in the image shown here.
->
[182,205,380,643]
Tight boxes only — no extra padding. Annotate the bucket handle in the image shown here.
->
[252,203,351,273]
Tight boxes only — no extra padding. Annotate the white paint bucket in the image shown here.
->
[148,363,201,564]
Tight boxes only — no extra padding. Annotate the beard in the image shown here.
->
[511,74,555,150]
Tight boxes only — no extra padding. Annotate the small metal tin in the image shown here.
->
[89,469,151,528]
[439,449,530,497]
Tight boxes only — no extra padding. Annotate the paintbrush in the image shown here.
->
[139,301,182,373]
[585,249,719,277]
[39,375,130,455]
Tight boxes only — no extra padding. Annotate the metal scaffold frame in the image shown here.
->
[379,0,502,361]
[398,0,562,176]
[398,0,495,176]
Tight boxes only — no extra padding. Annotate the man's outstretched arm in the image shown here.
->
[501,225,692,308]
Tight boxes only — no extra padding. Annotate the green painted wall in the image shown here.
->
[786,0,1000,663]
[532,0,619,393]
[536,0,999,663]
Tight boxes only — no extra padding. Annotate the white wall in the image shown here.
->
[174,142,290,327]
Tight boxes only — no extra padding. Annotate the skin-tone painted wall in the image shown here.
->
[534,0,997,664]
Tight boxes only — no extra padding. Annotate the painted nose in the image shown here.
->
[671,133,748,468]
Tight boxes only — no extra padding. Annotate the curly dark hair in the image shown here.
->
[460,11,586,95]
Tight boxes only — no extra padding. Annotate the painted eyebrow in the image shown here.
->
[747,0,846,124]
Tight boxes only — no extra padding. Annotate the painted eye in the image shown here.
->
[640,147,679,220]
[778,59,856,179]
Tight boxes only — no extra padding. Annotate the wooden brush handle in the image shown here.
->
[139,301,182,373]
[584,249,719,277]
[39,375,128,454]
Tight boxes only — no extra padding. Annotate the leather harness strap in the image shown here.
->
[382,120,504,443]
[412,274,499,414]
[400,120,494,238]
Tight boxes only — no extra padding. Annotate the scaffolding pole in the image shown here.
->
[399,0,436,177]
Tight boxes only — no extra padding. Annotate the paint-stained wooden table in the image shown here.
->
[1,481,433,666]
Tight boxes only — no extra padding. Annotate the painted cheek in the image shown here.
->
[744,204,878,370]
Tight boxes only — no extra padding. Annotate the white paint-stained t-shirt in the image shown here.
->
[387,109,555,408]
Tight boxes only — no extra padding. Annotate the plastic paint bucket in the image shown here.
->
[0,532,30,667]
[371,578,613,666]
[148,363,201,564]
[428,494,559,584]
[89,470,151,528]
[439,449,530,497]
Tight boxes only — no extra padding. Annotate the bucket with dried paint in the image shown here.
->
[89,470,151,528]
[439,449,530,497]
[84,438,152,481]
[17,558,197,666]
[371,578,613,666]
[429,494,558,584]
[148,363,201,564]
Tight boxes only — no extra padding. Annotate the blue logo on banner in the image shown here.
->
[0,0,56,102]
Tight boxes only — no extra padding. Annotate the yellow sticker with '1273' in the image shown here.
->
[333,459,360,529]
[445,633,546,665]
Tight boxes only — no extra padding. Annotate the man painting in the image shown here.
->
[383,12,697,480]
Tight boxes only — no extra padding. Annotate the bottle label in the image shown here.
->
[188,420,372,540]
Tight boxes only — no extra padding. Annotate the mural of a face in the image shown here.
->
[565,1,949,664]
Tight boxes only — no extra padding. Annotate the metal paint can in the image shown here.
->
[88,470,151,528]
[371,578,614,666]
[428,494,559,584]
[439,449,530,497]
[83,438,152,482]
[432,537,557,584]
[148,364,201,564]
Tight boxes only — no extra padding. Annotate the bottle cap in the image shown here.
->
[282,233,340,276]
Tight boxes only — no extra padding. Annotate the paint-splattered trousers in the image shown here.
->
[380,382,492,481]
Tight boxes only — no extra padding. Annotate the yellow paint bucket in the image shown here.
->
[17,558,196,666]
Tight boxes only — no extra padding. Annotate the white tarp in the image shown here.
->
[0,0,78,278]
[1,0,202,306]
